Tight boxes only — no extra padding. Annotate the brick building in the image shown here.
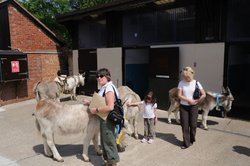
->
[0,0,68,105]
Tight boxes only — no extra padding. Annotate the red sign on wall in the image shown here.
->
[11,61,20,73]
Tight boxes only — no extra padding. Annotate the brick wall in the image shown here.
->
[0,4,63,105]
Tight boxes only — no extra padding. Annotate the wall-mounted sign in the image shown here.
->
[0,51,28,82]
[11,61,20,73]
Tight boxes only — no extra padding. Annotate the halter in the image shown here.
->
[215,94,221,111]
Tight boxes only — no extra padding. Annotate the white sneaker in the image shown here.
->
[148,139,154,144]
[141,138,147,143]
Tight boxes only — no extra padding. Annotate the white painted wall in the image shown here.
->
[97,47,122,88]
[152,43,225,92]
[71,50,79,75]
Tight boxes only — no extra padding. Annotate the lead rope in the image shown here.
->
[114,95,129,140]
[114,124,120,141]
[216,94,221,111]
[61,81,65,94]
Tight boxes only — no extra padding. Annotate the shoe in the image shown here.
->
[181,146,187,149]
[141,138,147,143]
[148,139,154,144]
[191,140,195,145]
[117,144,125,152]
[181,144,189,149]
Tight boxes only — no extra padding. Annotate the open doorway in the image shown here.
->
[124,47,179,110]
[78,49,97,96]
[148,47,179,110]
[124,48,149,99]
[227,44,250,120]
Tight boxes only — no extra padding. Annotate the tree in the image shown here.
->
[18,0,114,47]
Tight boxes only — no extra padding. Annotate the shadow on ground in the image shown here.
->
[156,132,182,147]
[33,144,103,166]
[232,145,250,157]
[158,117,219,129]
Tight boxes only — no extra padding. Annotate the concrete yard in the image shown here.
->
[0,96,249,166]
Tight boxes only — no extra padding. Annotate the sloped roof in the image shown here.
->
[57,0,155,23]
[56,0,193,23]
[0,0,63,45]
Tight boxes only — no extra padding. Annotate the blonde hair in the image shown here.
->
[182,66,195,81]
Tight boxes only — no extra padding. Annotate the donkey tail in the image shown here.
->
[35,118,41,132]
[33,81,41,101]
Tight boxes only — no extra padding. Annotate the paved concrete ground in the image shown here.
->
[0,96,250,166]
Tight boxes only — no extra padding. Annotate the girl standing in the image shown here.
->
[128,91,157,144]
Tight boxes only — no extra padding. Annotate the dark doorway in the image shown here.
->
[124,48,149,99]
[148,47,179,110]
[78,49,97,96]
[226,44,250,120]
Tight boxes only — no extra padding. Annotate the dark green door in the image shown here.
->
[148,47,179,110]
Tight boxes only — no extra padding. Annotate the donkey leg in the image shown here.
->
[201,110,209,130]
[119,127,129,148]
[82,117,101,162]
[167,109,172,124]
[133,120,139,139]
[45,131,64,162]
[168,102,179,124]
[72,88,77,100]
[124,119,133,136]
[93,130,102,155]
[41,133,52,157]
[174,109,180,124]
[82,132,92,162]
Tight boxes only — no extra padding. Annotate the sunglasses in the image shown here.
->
[183,68,194,74]
[96,74,105,78]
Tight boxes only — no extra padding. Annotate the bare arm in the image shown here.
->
[127,101,142,107]
[154,108,158,122]
[198,88,206,103]
[177,88,198,105]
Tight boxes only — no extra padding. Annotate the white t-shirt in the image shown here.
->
[141,101,157,119]
[177,79,203,106]
[98,81,119,98]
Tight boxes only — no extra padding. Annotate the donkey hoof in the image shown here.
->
[200,124,208,130]
[44,153,53,158]
[97,150,103,156]
[82,154,90,162]
[54,157,64,162]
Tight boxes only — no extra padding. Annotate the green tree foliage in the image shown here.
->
[70,0,114,9]
[17,0,114,47]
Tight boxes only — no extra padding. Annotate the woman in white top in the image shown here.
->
[88,68,120,166]
[177,67,206,149]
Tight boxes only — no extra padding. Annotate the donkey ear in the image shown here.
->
[82,72,86,77]
[222,86,226,94]
[226,87,232,94]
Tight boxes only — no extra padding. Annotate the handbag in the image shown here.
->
[193,81,201,100]
[103,86,124,125]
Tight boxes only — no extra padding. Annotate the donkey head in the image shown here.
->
[220,86,234,112]
[78,73,85,86]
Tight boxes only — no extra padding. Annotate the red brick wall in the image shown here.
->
[0,4,62,105]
